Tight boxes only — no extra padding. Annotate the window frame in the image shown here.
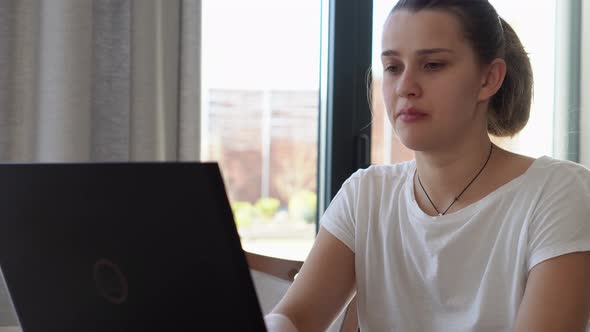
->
[554,0,582,163]
[318,0,374,225]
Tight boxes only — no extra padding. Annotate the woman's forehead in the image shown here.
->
[381,9,467,56]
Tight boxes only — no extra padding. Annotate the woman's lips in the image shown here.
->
[397,107,428,122]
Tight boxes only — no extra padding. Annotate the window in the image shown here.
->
[201,1,322,260]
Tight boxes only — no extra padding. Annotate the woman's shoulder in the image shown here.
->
[529,156,590,184]
[534,155,590,171]
[516,156,590,202]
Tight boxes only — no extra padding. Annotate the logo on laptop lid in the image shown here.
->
[93,258,128,304]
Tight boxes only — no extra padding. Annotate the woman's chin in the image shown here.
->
[394,131,433,152]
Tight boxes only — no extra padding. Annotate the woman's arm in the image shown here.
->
[268,227,356,332]
[513,251,590,331]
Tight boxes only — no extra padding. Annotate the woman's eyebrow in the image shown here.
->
[381,48,454,57]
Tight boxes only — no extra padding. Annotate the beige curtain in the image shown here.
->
[0,0,201,162]
[0,0,201,326]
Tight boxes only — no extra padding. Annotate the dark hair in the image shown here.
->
[390,0,533,137]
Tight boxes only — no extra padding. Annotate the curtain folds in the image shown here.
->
[0,0,201,162]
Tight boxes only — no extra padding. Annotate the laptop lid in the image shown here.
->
[0,162,267,332]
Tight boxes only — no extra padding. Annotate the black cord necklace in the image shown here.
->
[416,144,494,216]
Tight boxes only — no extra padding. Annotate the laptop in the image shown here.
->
[0,162,267,331]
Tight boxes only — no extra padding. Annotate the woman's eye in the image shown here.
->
[424,62,445,71]
[384,65,402,74]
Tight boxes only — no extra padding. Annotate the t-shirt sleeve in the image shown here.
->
[320,175,359,253]
[527,164,590,271]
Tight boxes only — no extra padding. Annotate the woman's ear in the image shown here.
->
[478,58,507,102]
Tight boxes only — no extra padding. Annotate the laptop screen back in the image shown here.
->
[0,163,266,332]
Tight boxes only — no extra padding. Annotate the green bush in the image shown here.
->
[288,191,317,224]
[231,201,257,228]
[254,197,281,219]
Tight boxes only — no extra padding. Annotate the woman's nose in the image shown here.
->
[396,70,421,98]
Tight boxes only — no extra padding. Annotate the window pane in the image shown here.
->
[201,1,321,260]
[370,0,556,164]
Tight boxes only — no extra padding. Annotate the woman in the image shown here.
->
[266,0,590,331]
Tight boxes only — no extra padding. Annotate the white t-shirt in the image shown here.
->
[321,156,590,331]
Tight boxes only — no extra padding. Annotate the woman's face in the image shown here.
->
[381,9,488,152]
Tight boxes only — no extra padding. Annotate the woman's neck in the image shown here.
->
[414,136,495,214]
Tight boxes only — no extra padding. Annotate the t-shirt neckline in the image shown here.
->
[406,156,550,223]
